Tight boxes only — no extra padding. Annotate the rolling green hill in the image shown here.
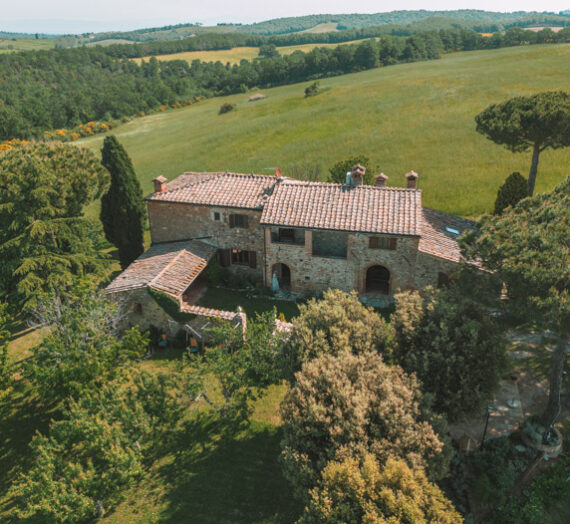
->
[78,44,570,219]
[86,10,570,42]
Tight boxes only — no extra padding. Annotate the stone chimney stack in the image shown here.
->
[405,171,419,189]
[374,173,388,187]
[351,164,366,186]
[153,175,168,193]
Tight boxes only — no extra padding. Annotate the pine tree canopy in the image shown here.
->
[0,142,109,312]
[100,136,145,269]
[475,91,570,195]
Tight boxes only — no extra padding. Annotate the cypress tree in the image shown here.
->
[493,172,529,215]
[100,136,145,268]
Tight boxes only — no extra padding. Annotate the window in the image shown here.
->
[231,249,250,265]
[369,236,397,250]
[229,214,248,229]
[213,212,220,221]
[271,227,305,245]
[133,303,143,315]
[219,249,257,268]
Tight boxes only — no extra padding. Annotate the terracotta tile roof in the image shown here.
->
[146,172,277,210]
[105,240,215,296]
[260,180,423,236]
[181,304,240,321]
[419,207,475,263]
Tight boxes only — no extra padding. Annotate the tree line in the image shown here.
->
[1,27,569,141]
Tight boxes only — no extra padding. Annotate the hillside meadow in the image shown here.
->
[80,44,570,219]
[132,39,364,65]
[0,38,54,53]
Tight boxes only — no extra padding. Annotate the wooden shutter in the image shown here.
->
[229,214,235,228]
[242,215,249,229]
[389,238,397,250]
[369,237,378,249]
[218,249,231,267]
[248,251,257,269]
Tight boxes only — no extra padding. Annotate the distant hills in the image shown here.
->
[2,10,569,44]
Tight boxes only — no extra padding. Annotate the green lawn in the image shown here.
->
[79,44,570,219]
[197,287,301,321]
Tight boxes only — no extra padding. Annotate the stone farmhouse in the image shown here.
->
[105,165,473,334]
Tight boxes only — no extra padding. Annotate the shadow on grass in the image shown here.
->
[155,414,301,523]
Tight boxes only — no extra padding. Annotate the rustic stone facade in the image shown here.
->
[263,227,424,295]
[148,201,265,279]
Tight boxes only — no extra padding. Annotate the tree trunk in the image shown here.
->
[527,143,540,197]
[540,333,568,429]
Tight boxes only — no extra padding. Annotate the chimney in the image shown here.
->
[405,170,419,189]
[351,164,366,186]
[374,173,388,187]
[153,175,168,193]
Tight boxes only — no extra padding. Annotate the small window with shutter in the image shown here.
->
[369,236,397,250]
[229,214,248,228]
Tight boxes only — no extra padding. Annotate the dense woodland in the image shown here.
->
[1,26,569,141]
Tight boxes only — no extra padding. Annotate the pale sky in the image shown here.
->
[2,0,569,34]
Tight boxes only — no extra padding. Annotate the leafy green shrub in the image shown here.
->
[300,455,462,523]
[304,81,320,97]
[284,289,390,378]
[205,258,222,286]
[494,171,529,214]
[147,288,193,323]
[391,286,507,421]
[328,155,374,185]
[469,436,534,508]
[489,454,570,523]
[10,394,144,522]
[219,102,236,115]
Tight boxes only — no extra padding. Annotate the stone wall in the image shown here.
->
[413,252,460,289]
[264,227,424,296]
[147,201,265,279]
[108,287,183,337]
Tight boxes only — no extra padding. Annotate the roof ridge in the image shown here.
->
[281,179,421,191]
[148,248,189,290]
[156,171,277,197]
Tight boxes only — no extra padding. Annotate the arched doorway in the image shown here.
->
[366,265,390,294]
[273,263,291,290]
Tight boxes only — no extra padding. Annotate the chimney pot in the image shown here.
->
[153,175,168,193]
[374,173,388,187]
[405,170,419,189]
[351,164,366,185]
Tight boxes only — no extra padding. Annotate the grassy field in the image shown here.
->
[81,44,570,219]
[0,38,54,53]
[299,22,339,33]
[133,40,364,65]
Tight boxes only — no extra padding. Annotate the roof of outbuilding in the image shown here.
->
[260,180,423,236]
[105,239,215,297]
[419,207,475,263]
[146,172,277,210]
